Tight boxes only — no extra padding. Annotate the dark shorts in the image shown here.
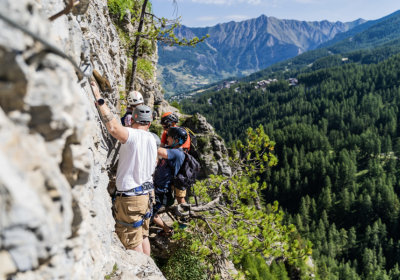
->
[153,189,174,216]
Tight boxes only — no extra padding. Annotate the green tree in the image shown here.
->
[300,197,310,226]
[348,227,357,251]
[240,254,260,280]
[159,125,312,278]
[254,253,275,279]
[270,261,289,280]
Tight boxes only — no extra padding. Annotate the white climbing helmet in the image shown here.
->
[127,91,144,106]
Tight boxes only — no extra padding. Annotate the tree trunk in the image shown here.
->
[129,0,148,92]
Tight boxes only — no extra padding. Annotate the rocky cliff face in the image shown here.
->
[181,113,231,178]
[0,0,165,279]
[157,15,367,95]
[0,1,232,279]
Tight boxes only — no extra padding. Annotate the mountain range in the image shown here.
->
[240,10,400,83]
[157,15,367,96]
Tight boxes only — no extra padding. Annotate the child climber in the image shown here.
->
[121,91,144,126]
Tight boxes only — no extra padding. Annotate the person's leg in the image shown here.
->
[142,236,151,256]
[153,214,172,233]
[174,187,187,204]
[129,243,144,253]
[152,190,174,233]
[115,195,148,251]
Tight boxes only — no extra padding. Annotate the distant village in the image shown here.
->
[253,78,298,89]
[215,80,239,91]
[168,77,299,103]
[168,92,196,102]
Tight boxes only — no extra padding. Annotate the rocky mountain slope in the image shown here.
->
[157,15,366,95]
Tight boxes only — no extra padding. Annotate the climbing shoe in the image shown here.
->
[178,217,188,230]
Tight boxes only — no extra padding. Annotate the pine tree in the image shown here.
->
[363,248,375,276]
[365,225,372,248]
[317,262,329,280]
[348,227,357,251]
[321,210,329,229]
[341,188,351,212]
[295,214,304,232]
[310,198,317,221]
[240,254,260,280]
[340,228,348,253]
[254,254,275,279]
[270,261,289,280]
[300,197,310,226]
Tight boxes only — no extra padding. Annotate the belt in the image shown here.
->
[116,182,154,196]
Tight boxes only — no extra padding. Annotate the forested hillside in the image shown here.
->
[182,54,400,278]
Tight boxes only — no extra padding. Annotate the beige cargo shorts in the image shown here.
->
[114,191,154,249]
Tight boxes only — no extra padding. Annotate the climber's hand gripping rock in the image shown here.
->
[91,81,129,143]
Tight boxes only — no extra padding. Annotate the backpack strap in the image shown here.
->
[181,127,197,138]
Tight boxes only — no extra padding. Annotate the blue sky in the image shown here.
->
[152,0,400,27]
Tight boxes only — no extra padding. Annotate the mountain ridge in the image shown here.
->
[158,14,366,95]
[226,10,400,87]
[318,10,400,49]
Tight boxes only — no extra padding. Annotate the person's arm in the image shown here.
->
[157,147,168,159]
[91,81,129,144]
[160,131,166,147]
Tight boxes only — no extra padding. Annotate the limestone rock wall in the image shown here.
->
[182,113,231,177]
[0,0,164,279]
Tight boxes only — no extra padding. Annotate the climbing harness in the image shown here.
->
[113,183,155,228]
[0,11,90,80]
[116,211,152,228]
[115,182,154,196]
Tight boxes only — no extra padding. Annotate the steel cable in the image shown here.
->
[0,11,90,79]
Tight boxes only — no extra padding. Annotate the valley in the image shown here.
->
[158,15,367,96]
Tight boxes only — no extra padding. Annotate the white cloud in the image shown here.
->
[244,0,262,4]
[294,0,317,3]
[190,0,265,5]
[195,14,251,22]
[225,14,251,20]
[197,16,219,21]
[191,0,234,4]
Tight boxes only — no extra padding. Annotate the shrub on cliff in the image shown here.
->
[158,237,207,280]
[158,125,313,279]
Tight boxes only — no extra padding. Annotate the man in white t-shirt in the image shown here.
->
[92,82,156,256]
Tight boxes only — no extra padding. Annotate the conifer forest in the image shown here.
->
[182,53,400,279]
